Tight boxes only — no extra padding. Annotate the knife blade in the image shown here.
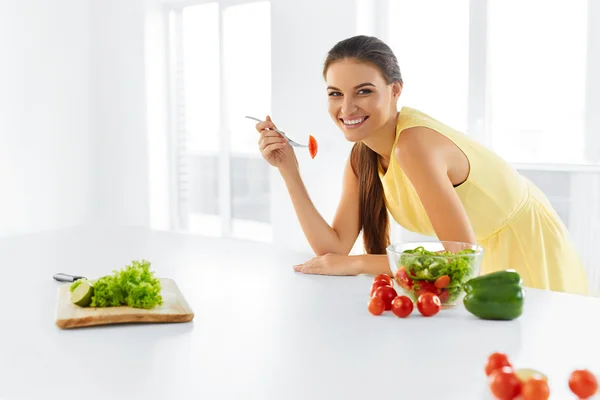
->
[53,273,86,283]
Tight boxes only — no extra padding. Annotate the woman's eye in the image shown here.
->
[328,91,342,97]
[358,89,372,94]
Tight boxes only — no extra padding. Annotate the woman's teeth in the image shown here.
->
[342,117,367,128]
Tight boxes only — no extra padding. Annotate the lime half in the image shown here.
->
[515,368,548,382]
[71,280,93,307]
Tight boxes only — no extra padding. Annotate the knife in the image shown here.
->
[53,273,87,283]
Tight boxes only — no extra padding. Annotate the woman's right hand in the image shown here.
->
[255,115,298,171]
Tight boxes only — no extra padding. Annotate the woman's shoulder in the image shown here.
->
[394,124,448,170]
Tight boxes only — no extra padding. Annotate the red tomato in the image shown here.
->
[373,274,393,286]
[568,369,598,399]
[485,353,512,376]
[415,281,438,297]
[489,366,522,400]
[391,295,413,318]
[437,289,450,303]
[416,292,441,317]
[434,275,450,289]
[368,296,385,316]
[370,280,392,296]
[373,285,398,311]
[308,135,318,159]
[521,377,550,400]
[394,266,413,290]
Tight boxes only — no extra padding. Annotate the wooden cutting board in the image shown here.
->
[55,278,194,329]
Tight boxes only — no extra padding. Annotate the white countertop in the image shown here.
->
[0,226,599,400]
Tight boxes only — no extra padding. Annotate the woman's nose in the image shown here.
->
[341,97,358,115]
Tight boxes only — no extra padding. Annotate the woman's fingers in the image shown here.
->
[257,129,282,145]
[260,141,286,158]
[293,258,323,274]
[259,135,286,151]
[254,115,277,133]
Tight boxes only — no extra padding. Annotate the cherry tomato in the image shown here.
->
[489,366,522,400]
[416,292,441,317]
[415,281,438,297]
[568,369,598,399]
[391,295,413,318]
[373,285,398,311]
[434,275,450,289]
[437,289,450,303]
[373,274,393,286]
[521,377,550,400]
[485,352,512,376]
[394,266,413,290]
[370,280,392,296]
[368,296,385,315]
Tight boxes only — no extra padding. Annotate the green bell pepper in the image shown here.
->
[463,270,524,320]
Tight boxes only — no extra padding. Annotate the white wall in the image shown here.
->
[89,0,152,228]
[0,0,93,237]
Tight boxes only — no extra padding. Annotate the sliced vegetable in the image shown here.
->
[416,293,441,317]
[70,280,94,307]
[308,135,318,158]
[463,270,524,320]
[70,280,83,292]
[568,369,598,399]
[434,275,450,289]
[515,368,547,382]
[391,295,413,318]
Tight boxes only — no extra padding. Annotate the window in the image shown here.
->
[388,0,470,133]
[387,0,593,165]
[488,0,588,163]
[168,0,272,242]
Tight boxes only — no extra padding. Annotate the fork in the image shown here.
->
[245,116,308,148]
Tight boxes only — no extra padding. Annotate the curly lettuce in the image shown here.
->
[69,259,163,309]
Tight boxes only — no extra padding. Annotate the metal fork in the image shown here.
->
[245,116,308,148]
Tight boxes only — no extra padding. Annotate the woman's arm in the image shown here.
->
[395,126,477,246]
[294,253,392,275]
[281,155,361,256]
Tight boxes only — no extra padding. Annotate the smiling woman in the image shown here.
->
[255,35,590,296]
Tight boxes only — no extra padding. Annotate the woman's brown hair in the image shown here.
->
[323,35,403,255]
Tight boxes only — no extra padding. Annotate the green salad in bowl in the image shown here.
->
[386,241,484,307]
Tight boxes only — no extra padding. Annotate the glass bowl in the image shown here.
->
[386,241,484,308]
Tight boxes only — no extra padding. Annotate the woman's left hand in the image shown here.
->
[293,253,359,276]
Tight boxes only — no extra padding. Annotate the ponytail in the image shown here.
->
[350,142,390,254]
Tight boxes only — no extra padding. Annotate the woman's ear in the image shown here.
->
[392,81,403,99]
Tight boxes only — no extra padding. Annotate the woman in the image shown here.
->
[254,35,589,295]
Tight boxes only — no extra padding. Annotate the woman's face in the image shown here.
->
[325,58,400,142]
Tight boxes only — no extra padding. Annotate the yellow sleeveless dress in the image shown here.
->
[379,106,589,295]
